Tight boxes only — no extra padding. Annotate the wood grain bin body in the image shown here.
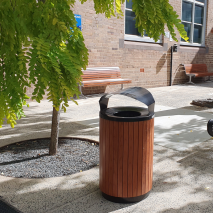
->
[99,87,155,203]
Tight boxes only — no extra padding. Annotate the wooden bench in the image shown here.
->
[181,64,213,84]
[79,67,132,95]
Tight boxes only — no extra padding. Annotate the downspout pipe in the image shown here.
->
[170,44,178,86]
[170,46,173,86]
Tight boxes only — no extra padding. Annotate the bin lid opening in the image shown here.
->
[113,111,141,118]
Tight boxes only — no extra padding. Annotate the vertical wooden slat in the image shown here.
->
[128,122,134,197]
[146,120,150,193]
[104,119,110,195]
[123,122,129,197]
[137,121,143,196]
[117,122,124,197]
[99,118,103,190]
[149,119,153,191]
[113,121,119,197]
[102,118,107,193]
[142,120,147,195]
[108,121,114,196]
[133,122,139,197]
[150,119,154,190]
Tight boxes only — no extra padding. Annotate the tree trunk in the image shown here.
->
[49,106,61,155]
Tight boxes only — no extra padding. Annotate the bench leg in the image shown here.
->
[78,83,87,99]
[121,84,124,90]
[186,75,195,85]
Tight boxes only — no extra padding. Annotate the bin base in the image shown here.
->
[102,191,150,203]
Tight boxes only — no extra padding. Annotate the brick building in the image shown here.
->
[73,0,213,95]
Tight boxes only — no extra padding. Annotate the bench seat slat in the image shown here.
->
[83,79,132,87]
[83,67,120,71]
[82,74,121,77]
[194,73,213,77]
[83,77,121,80]
[82,72,121,79]
[83,72,120,74]
[83,70,120,72]
[83,70,120,73]
[82,73,121,77]
[82,72,121,75]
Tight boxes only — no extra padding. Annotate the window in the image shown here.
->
[181,0,207,46]
[124,0,161,43]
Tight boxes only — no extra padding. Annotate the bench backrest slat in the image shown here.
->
[82,67,121,80]
[184,64,207,74]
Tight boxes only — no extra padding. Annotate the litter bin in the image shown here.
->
[99,87,155,203]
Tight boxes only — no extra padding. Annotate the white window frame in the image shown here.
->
[124,1,162,43]
[181,0,207,47]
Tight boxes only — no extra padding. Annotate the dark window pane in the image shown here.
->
[125,10,140,36]
[126,0,133,9]
[196,0,204,3]
[195,5,204,24]
[181,22,191,41]
[193,25,202,43]
[182,1,192,22]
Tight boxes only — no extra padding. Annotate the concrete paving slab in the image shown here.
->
[154,105,211,151]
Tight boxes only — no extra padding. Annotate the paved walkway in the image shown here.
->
[0,83,213,212]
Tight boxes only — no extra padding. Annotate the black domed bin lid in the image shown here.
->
[99,87,155,122]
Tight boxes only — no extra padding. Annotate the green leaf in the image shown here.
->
[53,18,58,25]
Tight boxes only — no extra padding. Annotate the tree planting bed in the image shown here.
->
[0,138,99,178]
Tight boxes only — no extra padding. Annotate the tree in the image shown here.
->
[0,0,188,155]
[0,0,88,155]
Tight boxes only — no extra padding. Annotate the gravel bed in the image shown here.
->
[0,138,99,178]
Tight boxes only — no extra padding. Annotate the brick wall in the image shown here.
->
[26,0,213,98]
[72,0,213,95]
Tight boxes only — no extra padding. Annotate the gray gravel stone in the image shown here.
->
[0,138,99,178]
